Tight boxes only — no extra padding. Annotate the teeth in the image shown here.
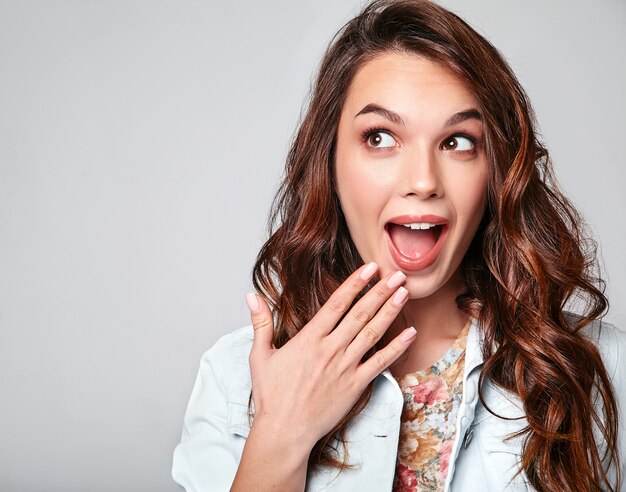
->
[402,222,440,230]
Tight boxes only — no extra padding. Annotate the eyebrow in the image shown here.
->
[354,103,483,127]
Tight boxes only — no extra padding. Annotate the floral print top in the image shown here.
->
[392,320,470,492]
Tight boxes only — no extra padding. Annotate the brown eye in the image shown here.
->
[443,138,458,150]
[442,135,474,151]
[368,133,383,146]
[365,131,395,148]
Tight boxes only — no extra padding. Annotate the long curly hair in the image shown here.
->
[250,1,619,490]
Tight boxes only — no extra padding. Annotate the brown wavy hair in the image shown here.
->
[250,1,619,490]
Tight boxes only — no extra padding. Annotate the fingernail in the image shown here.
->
[391,286,409,306]
[401,327,417,342]
[359,262,378,281]
[246,293,260,312]
[386,271,406,289]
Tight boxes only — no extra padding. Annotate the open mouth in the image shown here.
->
[385,221,448,271]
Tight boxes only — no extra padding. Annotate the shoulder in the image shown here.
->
[172,326,255,489]
[566,314,626,486]
[204,324,254,367]
[201,325,254,404]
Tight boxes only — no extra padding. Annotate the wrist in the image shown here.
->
[232,416,311,492]
[249,414,317,462]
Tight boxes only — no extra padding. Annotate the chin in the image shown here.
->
[403,263,462,300]
[404,277,445,300]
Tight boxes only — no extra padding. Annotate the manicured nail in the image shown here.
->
[359,262,378,281]
[246,293,260,312]
[391,286,409,306]
[401,327,417,342]
[386,271,406,289]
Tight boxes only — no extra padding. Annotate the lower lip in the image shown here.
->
[385,225,448,272]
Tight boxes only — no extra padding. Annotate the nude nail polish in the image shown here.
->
[392,286,409,306]
[386,271,406,289]
[246,292,260,312]
[401,327,417,342]
[359,262,378,280]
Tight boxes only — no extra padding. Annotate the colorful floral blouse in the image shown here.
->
[392,320,470,492]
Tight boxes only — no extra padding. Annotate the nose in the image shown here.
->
[400,146,443,199]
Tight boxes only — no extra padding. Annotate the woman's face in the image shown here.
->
[335,52,488,300]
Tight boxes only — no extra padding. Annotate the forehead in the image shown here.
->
[342,52,477,120]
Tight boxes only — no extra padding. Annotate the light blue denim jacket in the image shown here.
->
[172,317,626,491]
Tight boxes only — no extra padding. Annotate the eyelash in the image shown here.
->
[360,126,479,152]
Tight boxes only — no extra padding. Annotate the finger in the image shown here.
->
[356,326,416,383]
[329,271,407,348]
[246,292,275,358]
[304,262,379,337]
[343,285,409,361]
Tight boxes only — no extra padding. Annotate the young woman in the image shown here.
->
[172,1,625,490]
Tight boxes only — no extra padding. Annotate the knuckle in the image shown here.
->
[351,307,370,324]
[327,296,348,314]
[253,317,273,331]
[373,285,389,300]
[348,277,363,291]
[317,338,335,359]
[362,326,380,344]
[384,302,400,317]
[388,342,401,359]
[374,351,387,370]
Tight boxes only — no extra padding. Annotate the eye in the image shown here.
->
[362,129,396,149]
[441,135,475,152]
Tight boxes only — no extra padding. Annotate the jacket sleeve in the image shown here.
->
[172,348,242,492]
[608,323,626,492]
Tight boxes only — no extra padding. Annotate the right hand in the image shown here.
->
[245,262,416,450]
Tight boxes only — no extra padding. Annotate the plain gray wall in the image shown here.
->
[0,1,624,491]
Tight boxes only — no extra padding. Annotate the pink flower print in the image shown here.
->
[393,461,419,492]
[439,439,453,477]
[410,376,448,405]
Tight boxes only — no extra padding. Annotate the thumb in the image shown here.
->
[245,292,275,357]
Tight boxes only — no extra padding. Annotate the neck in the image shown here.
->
[384,272,470,375]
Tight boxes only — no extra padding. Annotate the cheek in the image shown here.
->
[456,169,488,224]
[336,162,390,244]
[337,157,386,212]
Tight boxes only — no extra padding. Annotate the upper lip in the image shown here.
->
[386,214,449,226]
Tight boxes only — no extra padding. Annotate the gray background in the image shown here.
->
[0,1,624,491]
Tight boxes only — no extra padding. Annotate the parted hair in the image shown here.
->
[250,1,619,490]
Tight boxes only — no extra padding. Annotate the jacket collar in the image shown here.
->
[380,316,484,391]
